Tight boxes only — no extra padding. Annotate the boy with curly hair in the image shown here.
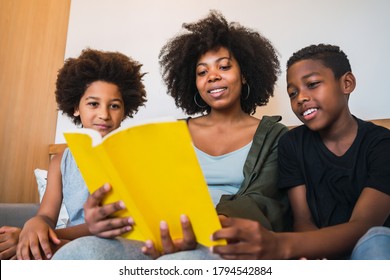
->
[14,48,146,260]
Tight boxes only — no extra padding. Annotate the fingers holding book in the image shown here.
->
[84,183,134,238]
[142,214,198,259]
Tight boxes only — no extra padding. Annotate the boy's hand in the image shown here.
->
[142,214,197,259]
[0,226,21,260]
[84,183,134,238]
[211,217,280,260]
[16,217,61,260]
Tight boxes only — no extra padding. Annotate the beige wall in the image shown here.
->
[56,0,390,143]
[0,0,71,202]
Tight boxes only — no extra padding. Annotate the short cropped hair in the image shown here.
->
[159,10,280,115]
[56,48,147,125]
[287,44,351,79]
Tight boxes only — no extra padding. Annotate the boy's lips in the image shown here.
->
[301,107,318,121]
[95,124,111,130]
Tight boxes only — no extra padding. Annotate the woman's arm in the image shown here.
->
[216,119,290,231]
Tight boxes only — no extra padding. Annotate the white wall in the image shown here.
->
[55,0,390,143]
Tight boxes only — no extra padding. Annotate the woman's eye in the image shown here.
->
[220,65,231,70]
[197,70,207,76]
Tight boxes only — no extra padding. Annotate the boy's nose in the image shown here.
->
[98,108,110,120]
[297,91,310,104]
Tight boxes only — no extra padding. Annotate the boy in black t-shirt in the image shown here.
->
[210,44,390,259]
[277,44,390,259]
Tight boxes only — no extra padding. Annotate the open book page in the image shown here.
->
[64,119,224,250]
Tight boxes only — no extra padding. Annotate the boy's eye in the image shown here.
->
[287,89,298,99]
[87,102,99,107]
[307,81,320,89]
[110,104,121,109]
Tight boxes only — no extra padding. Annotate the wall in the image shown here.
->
[55,0,390,143]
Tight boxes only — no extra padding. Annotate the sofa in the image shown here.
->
[0,146,68,230]
[0,203,39,228]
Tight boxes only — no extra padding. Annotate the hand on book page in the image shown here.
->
[84,183,134,238]
[141,214,197,259]
[64,119,226,250]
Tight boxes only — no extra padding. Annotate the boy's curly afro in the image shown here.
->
[56,48,147,125]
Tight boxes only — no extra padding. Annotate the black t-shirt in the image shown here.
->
[278,118,390,228]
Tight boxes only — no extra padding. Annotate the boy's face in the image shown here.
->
[286,59,351,131]
[73,81,125,137]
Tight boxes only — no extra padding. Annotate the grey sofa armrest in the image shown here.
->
[0,203,39,228]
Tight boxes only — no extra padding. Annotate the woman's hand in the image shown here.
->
[211,217,281,259]
[16,217,60,260]
[0,226,21,260]
[142,214,197,259]
[84,183,134,238]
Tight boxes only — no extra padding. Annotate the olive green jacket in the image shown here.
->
[216,115,291,232]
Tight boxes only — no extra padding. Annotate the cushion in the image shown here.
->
[34,169,69,228]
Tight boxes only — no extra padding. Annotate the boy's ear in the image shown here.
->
[73,108,80,117]
[341,72,356,94]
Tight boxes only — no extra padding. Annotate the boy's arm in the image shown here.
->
[288,185,318,231]
[212,187,390,259]
[0,226,21,260]
[54,223,91,240]
[280,187,390,259]
[17,153,64,259]
[36,152,64,226]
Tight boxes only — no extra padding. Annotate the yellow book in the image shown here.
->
[64,119,224,250]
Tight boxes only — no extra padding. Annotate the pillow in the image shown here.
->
[34,169,69,229]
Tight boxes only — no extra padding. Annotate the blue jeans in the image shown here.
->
[350,226,390,260]
[53,226,390,260]
[52,236,152,260]
[52,236,219,260]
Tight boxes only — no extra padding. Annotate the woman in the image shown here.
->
[53,11,290,260]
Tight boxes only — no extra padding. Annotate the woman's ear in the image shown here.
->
[342,72,356,94]
[242,75,247,85]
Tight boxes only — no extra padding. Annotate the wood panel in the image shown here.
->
[0,0,71,202]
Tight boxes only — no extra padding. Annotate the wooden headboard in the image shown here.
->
[287,118,390,130]
[49,143,68,157]
[49,118,390,156]
[370,118,390,129]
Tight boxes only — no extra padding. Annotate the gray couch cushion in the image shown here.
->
[0,203,39,228]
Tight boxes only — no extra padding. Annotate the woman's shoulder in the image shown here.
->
[258,115,288,134]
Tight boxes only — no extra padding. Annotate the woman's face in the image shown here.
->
[195,47,245,111]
